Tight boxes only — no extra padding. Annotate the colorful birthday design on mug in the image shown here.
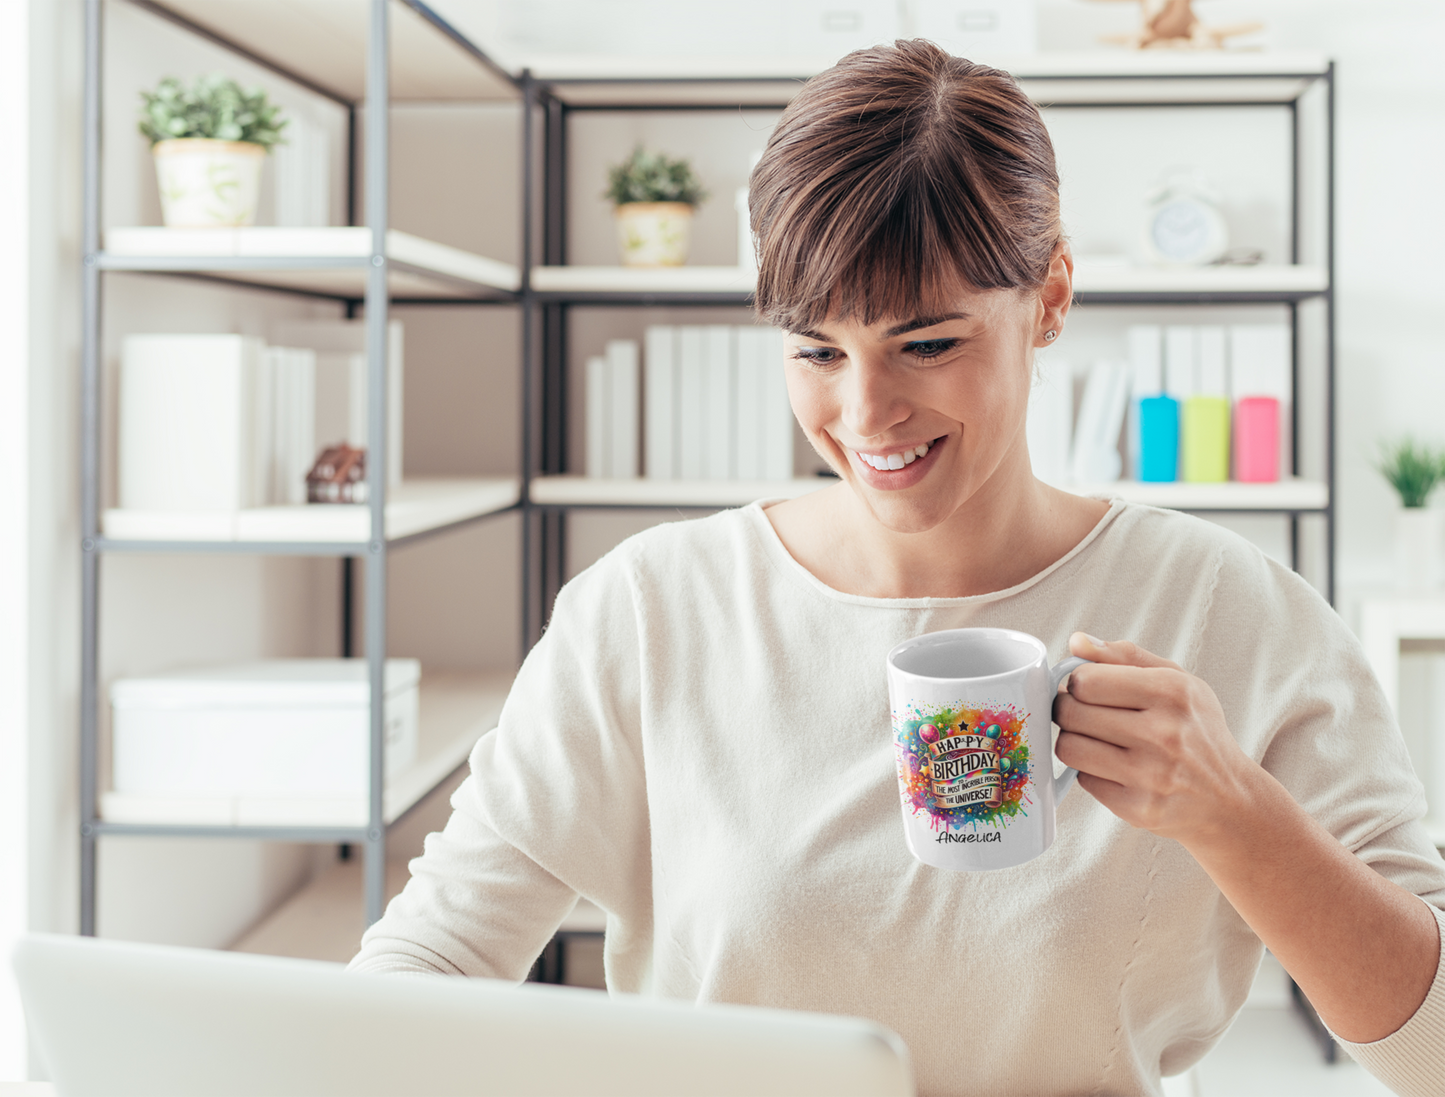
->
[893,702,1033,831]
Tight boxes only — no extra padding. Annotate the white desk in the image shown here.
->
[1359,597,1445,848]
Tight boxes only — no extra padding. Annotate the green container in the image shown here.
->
[1182,396,1230,482]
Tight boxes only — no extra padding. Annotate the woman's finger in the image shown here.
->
[1069,632,1182,672]
[1064,662,1188,711]
[1053,692,1143,747]
[1054,728,1132,783]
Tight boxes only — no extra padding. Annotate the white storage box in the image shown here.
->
[111,660,420,800]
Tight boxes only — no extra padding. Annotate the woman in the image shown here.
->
[353,41,1444,1096]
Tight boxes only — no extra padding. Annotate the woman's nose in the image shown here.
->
[841,358,910,440]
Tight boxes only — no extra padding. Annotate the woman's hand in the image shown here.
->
[1052,632,1261,847]
[1054,633,1441,1045]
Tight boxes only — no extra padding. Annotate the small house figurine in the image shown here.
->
[1089,0,1262,49]
[306,444,369,504]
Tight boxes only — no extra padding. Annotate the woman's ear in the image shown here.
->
[1033,243,1074,348]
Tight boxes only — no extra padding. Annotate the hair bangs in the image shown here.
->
[750,40,1062,336]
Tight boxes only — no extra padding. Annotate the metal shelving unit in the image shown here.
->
[517,53,1337,638]
[79,6,1337,963]
[79,0,524,933]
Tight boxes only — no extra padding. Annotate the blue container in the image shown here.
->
[1138,395,1179,483]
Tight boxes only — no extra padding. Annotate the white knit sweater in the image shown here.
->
[352,499,1445,1097]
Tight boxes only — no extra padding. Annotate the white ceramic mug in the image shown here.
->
[886,628,1088,871]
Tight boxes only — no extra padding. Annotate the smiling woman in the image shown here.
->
[351,40,1445,1097]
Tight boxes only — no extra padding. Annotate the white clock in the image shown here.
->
[1144,174,1229,266]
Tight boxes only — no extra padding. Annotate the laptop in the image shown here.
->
[13,933,915,1097]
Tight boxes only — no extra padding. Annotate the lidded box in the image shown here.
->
[110,659,420,800]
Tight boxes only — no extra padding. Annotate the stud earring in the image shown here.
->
[1043,330,1057,341]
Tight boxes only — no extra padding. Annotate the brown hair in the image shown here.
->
[750,39,1063,333]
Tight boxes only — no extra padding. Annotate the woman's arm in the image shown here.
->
[1053,631,1441,1043]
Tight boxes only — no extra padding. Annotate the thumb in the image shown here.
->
[1069,631,1180,671]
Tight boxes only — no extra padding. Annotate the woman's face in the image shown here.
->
[783,274,1063,536]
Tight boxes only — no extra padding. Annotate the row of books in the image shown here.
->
[118,321,402,513]
[1028,323,1291,486]
[585,326,794,481]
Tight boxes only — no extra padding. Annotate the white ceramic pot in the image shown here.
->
[152,138,266,228]
[614,202,693,267]
[1394,506,1445,592]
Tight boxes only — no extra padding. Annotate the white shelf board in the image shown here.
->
[102,228,520,300]
[230,858,605,964]
[534,476,1326,512]
[531,476,833,508]
[529,263,1326,299]
[1076,479,1328,511]
[531,265,757,296]
[515,50,1329,106]
[1073,263,1328,296]
[150,0,518,103]
[101,669,513,829]
[102,477,520,545]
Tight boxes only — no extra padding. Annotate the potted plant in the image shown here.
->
[1377,437,1445,591]
[138,74,287,228]
[605,147,707,267]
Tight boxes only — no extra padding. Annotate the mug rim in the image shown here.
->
[886,627,1046,684]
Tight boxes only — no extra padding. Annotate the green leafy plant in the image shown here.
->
[605,146,707,206]
[1376,437,1445,508]
[138,74,287,149]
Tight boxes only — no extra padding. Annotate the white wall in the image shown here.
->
[0,0,35,1081]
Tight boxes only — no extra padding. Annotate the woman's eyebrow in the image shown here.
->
[791,313,969,343]
[884,314,968,338]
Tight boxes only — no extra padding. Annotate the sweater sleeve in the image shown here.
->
[349,544,652,980]
[1188,541,1445,1088]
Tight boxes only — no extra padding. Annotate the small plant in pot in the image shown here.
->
[1377,437,1445,591]
[605,147,707,267]
[139,74,287,228]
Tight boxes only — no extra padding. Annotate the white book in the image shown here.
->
[733,327,765,480]
[271,347,317,505]
[677,327,706,480]
[1230,323,1293,477]
[271,320,404,487]
[1229,324,1291,399]
[1196,326,1228,396]
[1163,326,1197,400]
[760,328,793,481]
[585,354,609,478]
[1070,360,1128,484]
[644,326,677,479]
[704,326,735,480]
[1126,326,1163,396]
[606,340,640,479]
[1125,326,1162,481]
[119,334,266,511]
[1026,357,1073,487]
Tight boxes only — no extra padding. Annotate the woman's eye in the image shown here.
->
[791,346,841,367]
[904,339,958,359]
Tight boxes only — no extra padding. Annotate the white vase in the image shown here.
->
[614,202,693,267]
[1394,506,1445,592]
[152,138,266,228]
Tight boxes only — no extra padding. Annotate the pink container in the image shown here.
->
[1233,396,1280,482]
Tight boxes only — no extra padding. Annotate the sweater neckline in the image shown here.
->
[744,494,1128,609]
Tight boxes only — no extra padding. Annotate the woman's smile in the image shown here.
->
[847,435,946,489]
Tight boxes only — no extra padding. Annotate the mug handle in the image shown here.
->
[1048,656,1090,803]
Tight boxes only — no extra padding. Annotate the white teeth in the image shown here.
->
[857,442,932,471]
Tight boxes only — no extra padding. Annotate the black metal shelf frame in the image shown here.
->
[517,61,1336,634]
[79,0,524,935]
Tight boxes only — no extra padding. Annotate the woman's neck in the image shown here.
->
[765,458,1109,600]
